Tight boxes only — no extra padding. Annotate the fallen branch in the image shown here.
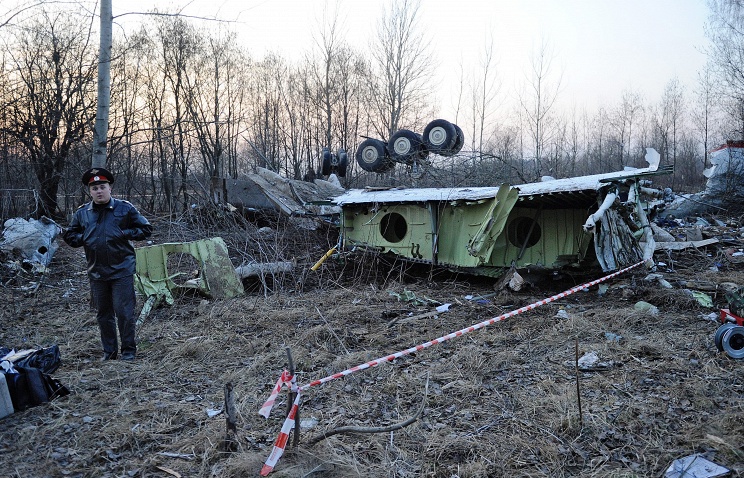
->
[307,375,428,446]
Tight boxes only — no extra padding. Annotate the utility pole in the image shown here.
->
[92,0,112,168]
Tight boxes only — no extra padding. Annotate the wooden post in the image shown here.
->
[285,347,300,447]
[223,382,238,452]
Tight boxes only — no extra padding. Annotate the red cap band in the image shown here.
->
[88,175,109,184]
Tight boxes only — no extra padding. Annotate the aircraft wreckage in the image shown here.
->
[332,148,671,278]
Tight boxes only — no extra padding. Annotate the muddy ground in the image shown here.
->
[0,210,743,478]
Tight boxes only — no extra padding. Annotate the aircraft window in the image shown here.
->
[380,212,407,243]
[507,216,541,249]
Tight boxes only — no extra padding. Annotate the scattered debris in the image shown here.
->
[634,300,660,316]
[645,273,674,289]
[235,260,295,280]
[387,307,448,328]
[604,332,623,342]
[388,289,440,306]
[0,216,60,270]
[665,140,744,217]
[213,167,344,229]
[555,309,570,319]
[652,238,719,251]
[300,417,319,429]
[1,219,743,476]
[570,351,614,371]
[683,290,714,308]
[135,237,244,306]
[664,454,730,478]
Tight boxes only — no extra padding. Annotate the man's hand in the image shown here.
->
[61,227,78,245]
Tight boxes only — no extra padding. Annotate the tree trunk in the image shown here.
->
[36,169,61,219]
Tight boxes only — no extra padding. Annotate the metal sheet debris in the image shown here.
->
[213,167,344,229]
[134,237,244,305]
[664,454,730,478]
[665,140,744,217]
[0,216,60,269]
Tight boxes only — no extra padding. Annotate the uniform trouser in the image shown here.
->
[90,275,137,356]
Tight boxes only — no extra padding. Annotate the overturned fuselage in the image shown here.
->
[335,149,670,276]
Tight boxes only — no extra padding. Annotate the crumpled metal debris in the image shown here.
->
[0,216,61,269]
[664,454,729,478]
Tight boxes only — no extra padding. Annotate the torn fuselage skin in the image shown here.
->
[335,149,670,279]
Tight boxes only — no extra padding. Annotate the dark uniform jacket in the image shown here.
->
[63,198,152,281]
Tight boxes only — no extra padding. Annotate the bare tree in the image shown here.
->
[153,15,202,211]
[691,66,721,171]
[720,96,744,139]
[183,31,249,196]
[0,1,50,30]
[517,39,563,180]
[308,5,345,151]
[565,105,585,177]
[468,35,501,163]
[0,9,97,218]
[305,5,366,183]
[588,106,610,173]
[704,0,744,140]
[658,78,685,188]
[608,88,644,169]
[368,0,433,137]
[282,65,313,180]
[706,0,744,136]
[248,53,288,174]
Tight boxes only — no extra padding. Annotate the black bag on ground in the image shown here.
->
[4,366,70,412]
[14,345,62,374]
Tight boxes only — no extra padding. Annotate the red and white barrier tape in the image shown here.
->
[259,260,645,474]
[260,392,301,476]
[259,369,297,418]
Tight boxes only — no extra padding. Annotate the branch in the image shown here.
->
[113,10,239,24]
[0,2,50,29]
[307,375,429,446]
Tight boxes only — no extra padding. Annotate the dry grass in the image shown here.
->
[0,210,743,478]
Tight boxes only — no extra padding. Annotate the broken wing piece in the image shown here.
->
[135,237,244,305]
[644,147,660,171]
[466,184,519,263]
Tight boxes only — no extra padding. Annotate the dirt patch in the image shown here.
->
[1,213,743,478]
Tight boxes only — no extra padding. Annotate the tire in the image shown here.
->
[321,147,332,176]
[450,123,464,156]
[337,148,348,177]
[722,325,744,359]
[356,138,388,172]
[387,129,427,164]
[423,119,458,155]
[715,323,737,351]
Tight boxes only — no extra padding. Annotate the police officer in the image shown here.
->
[63,168,153,361]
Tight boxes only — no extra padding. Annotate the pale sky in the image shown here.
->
[117,0,708,116]
[10,0,713,117]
